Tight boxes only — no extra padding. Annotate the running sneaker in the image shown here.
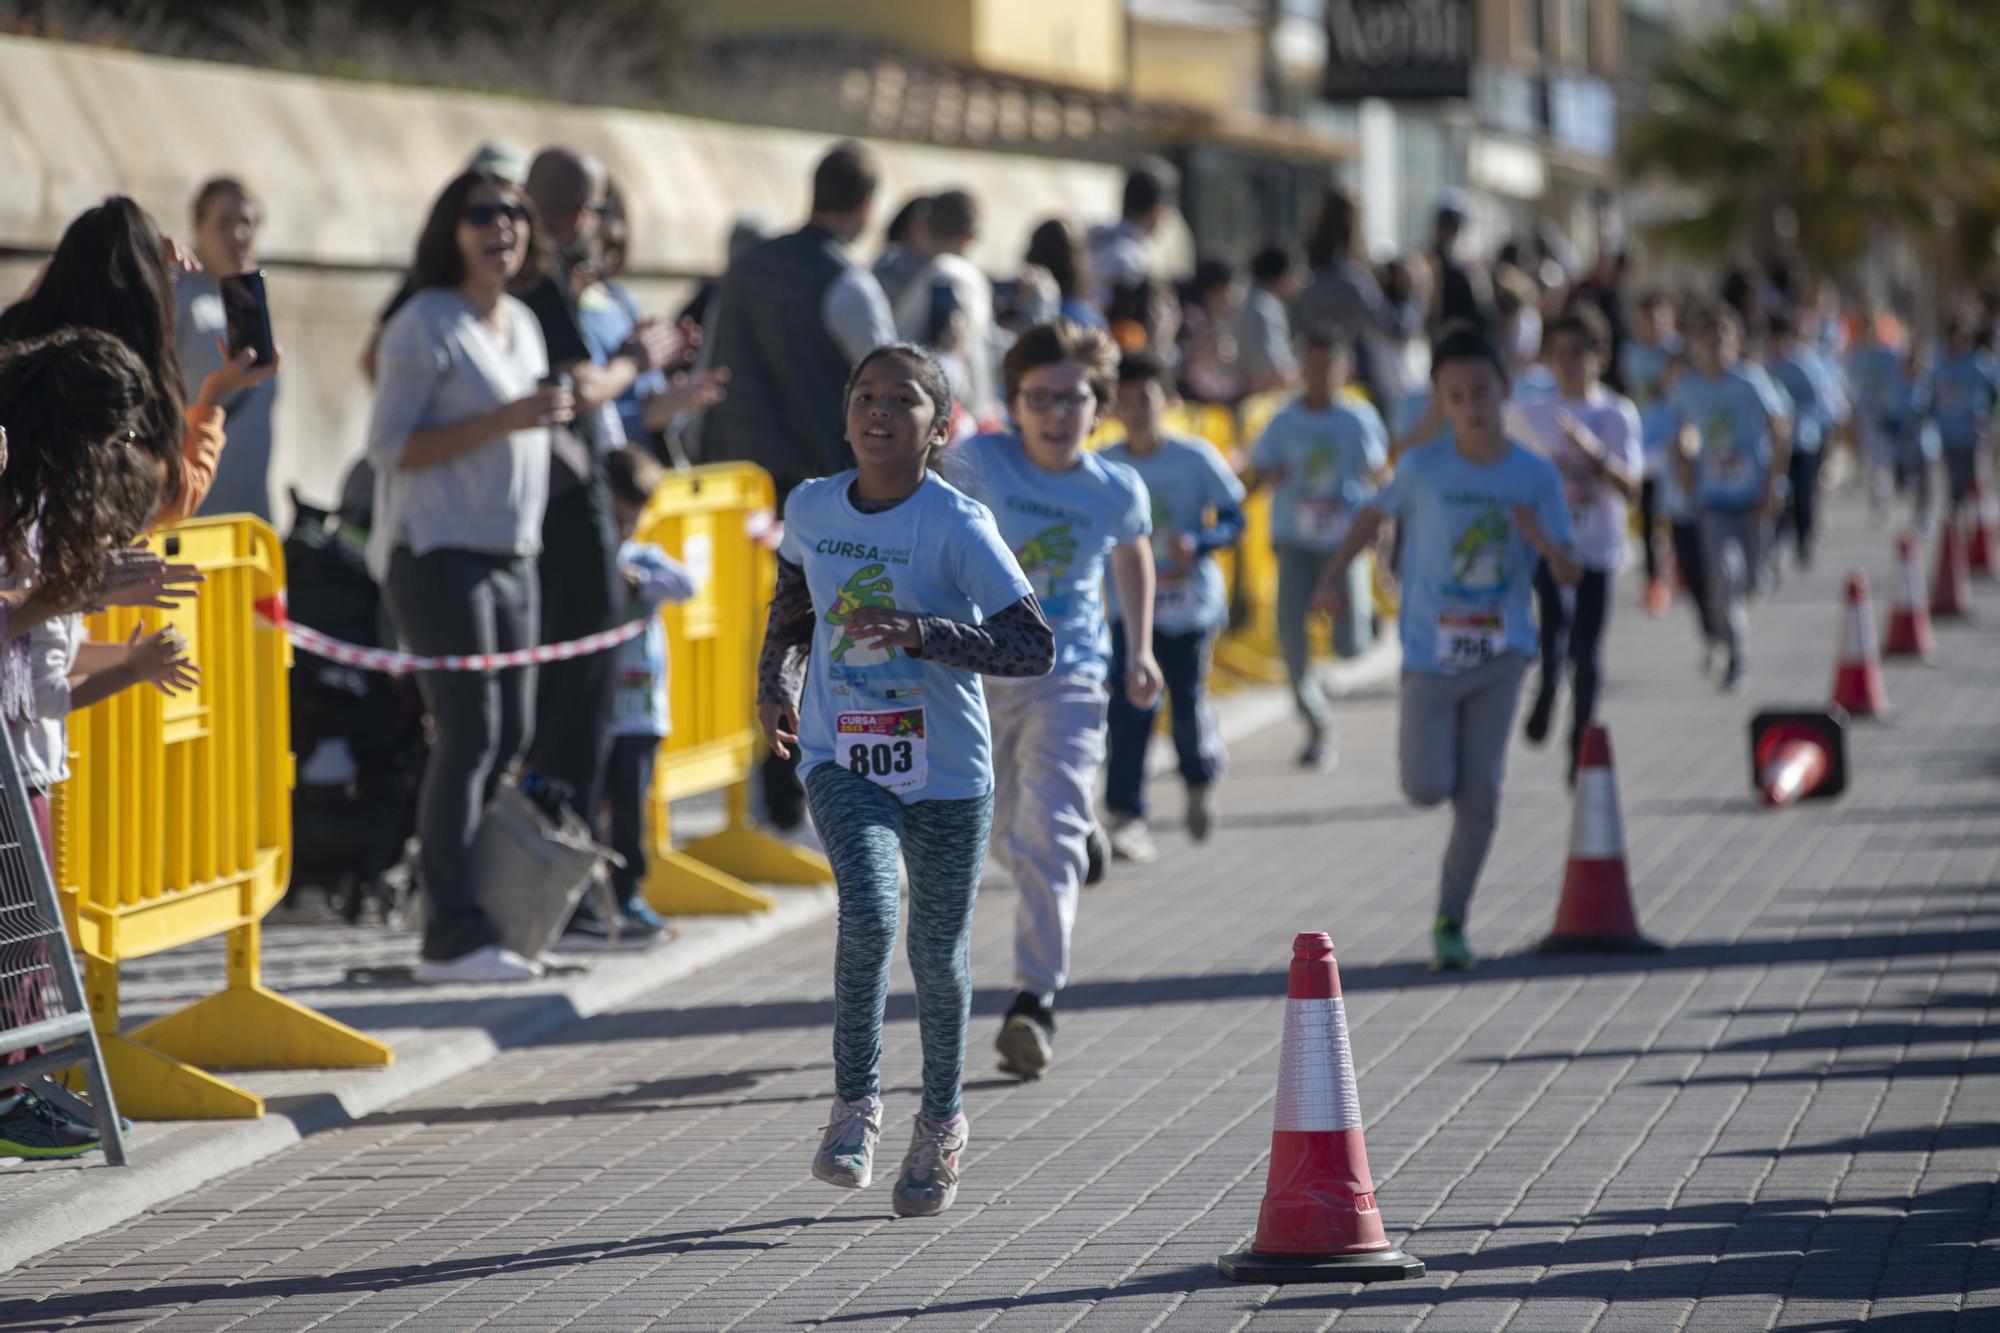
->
[995,991,1055,1080]
[1430,917,1475,972]
[567,899,669,944]
[1185,784,1215,843]
[1522,689,1555,745]
[0,1091,101,1159]
[1298,729,1337,771]
[1084,824,1110,886]
[811,1094,883,1190]
[891,1113,968,1218]
[1106,815,1157,864]
[1644,578,1671,617]
[1720,660,1747,693]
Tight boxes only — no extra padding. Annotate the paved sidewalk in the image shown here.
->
[3,496,1996,1330]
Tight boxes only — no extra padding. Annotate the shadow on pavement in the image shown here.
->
[344,1065,820,1127]
[1459,1018,1993,1065]
[1717,1122,2000,1157]
[812,1262,1225,1323]
[0,1217,866,1329]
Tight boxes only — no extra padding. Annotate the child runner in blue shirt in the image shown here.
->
[1764,309,1847,569]
[1844,307,1904,522]
[1099,350,1246,862]
[1313,324,1577,971]
[941,319,1161,1082]
[1619,291,1678,613]
[758,343,1054,1218]
[1669,300,1792,691]
[1926,310,1999,509]
[1248,327,1388,768]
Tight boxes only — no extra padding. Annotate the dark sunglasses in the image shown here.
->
[463,202,531,228]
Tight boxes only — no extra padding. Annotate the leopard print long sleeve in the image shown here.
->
[756,560,1054,710]
[910,596,1053,677]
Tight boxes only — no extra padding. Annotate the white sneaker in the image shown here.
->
[412,945,543,985]
[892,1113,968,1217]
[1106,816,1157,864]
[812,1094,883,1189]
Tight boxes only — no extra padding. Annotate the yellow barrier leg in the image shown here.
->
[680,783,832,887]
[643,788,779,915]
[63,956,264,1119]
[131,924,393,1074]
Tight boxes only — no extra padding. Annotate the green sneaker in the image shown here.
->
[1430,917,1475,972]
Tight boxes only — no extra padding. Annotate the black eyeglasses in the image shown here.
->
[463,202,531,228]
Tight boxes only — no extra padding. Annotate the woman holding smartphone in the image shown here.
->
[367,168,575,985]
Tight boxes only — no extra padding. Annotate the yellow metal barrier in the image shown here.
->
[635,463,833,914]
[55,517,390,1120]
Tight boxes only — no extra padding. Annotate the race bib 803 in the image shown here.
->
[836,708,928,794]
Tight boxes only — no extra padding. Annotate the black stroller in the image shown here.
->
[284,479,428,923]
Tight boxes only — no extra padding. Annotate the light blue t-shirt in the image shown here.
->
[1393,387,1450,453]
[1251,399,1388,554]
[1846,341,1902,436]
[610,541,697,739]
[1668,363,1792,511]
[1100,434,1246,634]
[1766,347,1844,454]
[1619,338,1676,409]
[1364,440,1573,675]
[942,433,1150,680]
[779,471,1032,803]
[1882,370,1939,461]
[1926,349,1999,452]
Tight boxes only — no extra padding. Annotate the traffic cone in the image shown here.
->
[1970,479,1999,578]
[1538,726,1662,954]
[1751,708,1849,807]
[1829,572,1889,718]
[1218,933,1424,1284]
[1882,533,1934,660]
[1930,514,1971,620]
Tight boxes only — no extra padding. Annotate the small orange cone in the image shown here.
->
[1830,572,1889,717]
[1751,708,1848,807]
[1970,479,1999,579]
[1930,515,1972,620]
[1218,933,1424,1284]
[1882,533,1935,660]
[1539,726,1661,954]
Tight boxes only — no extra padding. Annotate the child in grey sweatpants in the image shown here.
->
[1313,324,1578,971]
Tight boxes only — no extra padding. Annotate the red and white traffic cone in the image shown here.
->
[1538,726,1662,954]
[1751,709,1849,807]
[1969,478,1999,579]
[1830,572,1889,718]
[1882,533,1935,660]
[1930,514,1972,620]
[1218,933,1424,1284]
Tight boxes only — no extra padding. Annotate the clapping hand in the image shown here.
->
[127,624,200,696]
[101,549,204,610]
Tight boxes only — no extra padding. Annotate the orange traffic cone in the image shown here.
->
[1829,572,1889,717]
[1751,708,1849,807]
[1930,515,1971,620]
[1538,726,1661,954]
[1882,533,1935,660]
[1970,479,1999,579]
[1218,933,1424,1284]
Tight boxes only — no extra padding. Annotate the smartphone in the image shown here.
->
[218,270,276,367]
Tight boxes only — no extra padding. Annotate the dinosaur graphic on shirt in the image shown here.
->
[1449,508,1510,597]
[827,563,899,667]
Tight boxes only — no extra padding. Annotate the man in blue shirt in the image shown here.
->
[1764,309,1846,569]
[1312,325,1577,971]
[1927,310,1999,509]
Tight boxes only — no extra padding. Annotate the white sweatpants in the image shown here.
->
[986,671,1109,1005]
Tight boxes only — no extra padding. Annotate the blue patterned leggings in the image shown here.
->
[804,764,992,1122]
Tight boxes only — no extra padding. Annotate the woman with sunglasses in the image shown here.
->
[940,318,1163,1082]
[366,169,576,985]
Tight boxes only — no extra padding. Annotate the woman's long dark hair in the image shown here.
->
[0,328,161,608]
[1026,217,1094,303]
[0,197,187,510]
[408,169,548,295]
[1304,186,1361,272]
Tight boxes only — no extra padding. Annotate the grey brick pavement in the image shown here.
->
[4,493,1997,1331]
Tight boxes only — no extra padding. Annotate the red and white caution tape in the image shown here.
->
[254,595,646,677]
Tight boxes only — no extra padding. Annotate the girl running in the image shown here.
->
[942,319,1161,1081]
[1513,306,1642,785]
[758,343,1053,1218]
[1313,324,1577,970]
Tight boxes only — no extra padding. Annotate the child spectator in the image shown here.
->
[569,447,698,942]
